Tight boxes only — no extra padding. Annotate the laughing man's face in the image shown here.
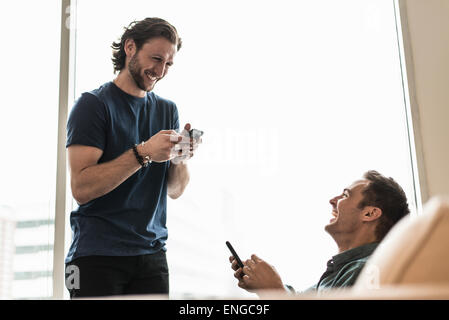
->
[325,179,369,236]
[128,37,176,92]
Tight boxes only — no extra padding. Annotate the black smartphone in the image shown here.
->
[226,241,244,269]
[189,128,204,140]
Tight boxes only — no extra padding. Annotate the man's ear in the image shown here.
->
[362,206,382,222]
[124,39,137,58]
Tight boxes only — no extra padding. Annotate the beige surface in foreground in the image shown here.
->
[75,284,449,300]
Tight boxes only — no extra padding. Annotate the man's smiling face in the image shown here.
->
[127,37,176,92]
[325,179,370,237]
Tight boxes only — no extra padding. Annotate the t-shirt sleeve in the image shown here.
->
[66,92,107,150]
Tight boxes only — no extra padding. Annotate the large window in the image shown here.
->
[0,0,61,299]
[1,0,420,299]
[71,0,419,297]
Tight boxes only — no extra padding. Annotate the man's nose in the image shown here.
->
[329,195,340,206]
[153,63,165,78]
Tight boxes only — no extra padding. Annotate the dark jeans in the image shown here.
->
[65,250,169,298]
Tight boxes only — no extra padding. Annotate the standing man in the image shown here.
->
[65,18,198,298]
[230,170,410,295]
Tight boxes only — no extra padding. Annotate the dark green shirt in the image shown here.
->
[287,242,379,294]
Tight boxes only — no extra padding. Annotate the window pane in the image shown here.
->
[0,0,61,299]
[73,0,418,297]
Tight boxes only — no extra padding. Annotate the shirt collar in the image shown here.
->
[331,242,379,269]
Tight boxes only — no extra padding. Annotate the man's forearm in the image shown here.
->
[167,162,190,199]
[71,149,141,205]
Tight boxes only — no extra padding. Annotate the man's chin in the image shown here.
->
[142,81,156,92]
[136,85,153,93]
[134,77,155,92]
[324,222,335,234]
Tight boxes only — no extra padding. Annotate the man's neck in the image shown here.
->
[114,70,146,98]
[333,232,378,253]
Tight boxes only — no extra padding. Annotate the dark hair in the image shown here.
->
[111,17,182,73]
[358,170,410,241]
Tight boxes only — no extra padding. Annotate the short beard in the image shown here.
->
[128,53,147,91]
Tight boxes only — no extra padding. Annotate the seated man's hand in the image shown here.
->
[230,254,285,293]
[229,255,244,279]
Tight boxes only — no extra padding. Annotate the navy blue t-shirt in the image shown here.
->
[65,81,179,263]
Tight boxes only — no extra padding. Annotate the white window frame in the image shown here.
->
[52,0,77,300]
[394,0,427,208]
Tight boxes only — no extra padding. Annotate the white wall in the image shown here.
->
[400,0,449,202]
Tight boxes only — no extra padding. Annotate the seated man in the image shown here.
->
[229,170,410,295]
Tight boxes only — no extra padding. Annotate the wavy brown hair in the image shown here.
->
[111,17,182,73]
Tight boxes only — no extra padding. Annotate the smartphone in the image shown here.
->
[226,241,244,269]
[189,128,204,140]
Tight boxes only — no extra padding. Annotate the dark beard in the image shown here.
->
[128,54,147,91]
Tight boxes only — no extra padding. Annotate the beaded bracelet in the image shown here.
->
[132,142,151,168]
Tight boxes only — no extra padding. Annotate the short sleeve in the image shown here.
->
[66,92,107,150]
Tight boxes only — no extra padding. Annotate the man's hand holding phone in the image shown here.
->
[227,241,286,294]
[171,123,203,164]
[227,241,245,280]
